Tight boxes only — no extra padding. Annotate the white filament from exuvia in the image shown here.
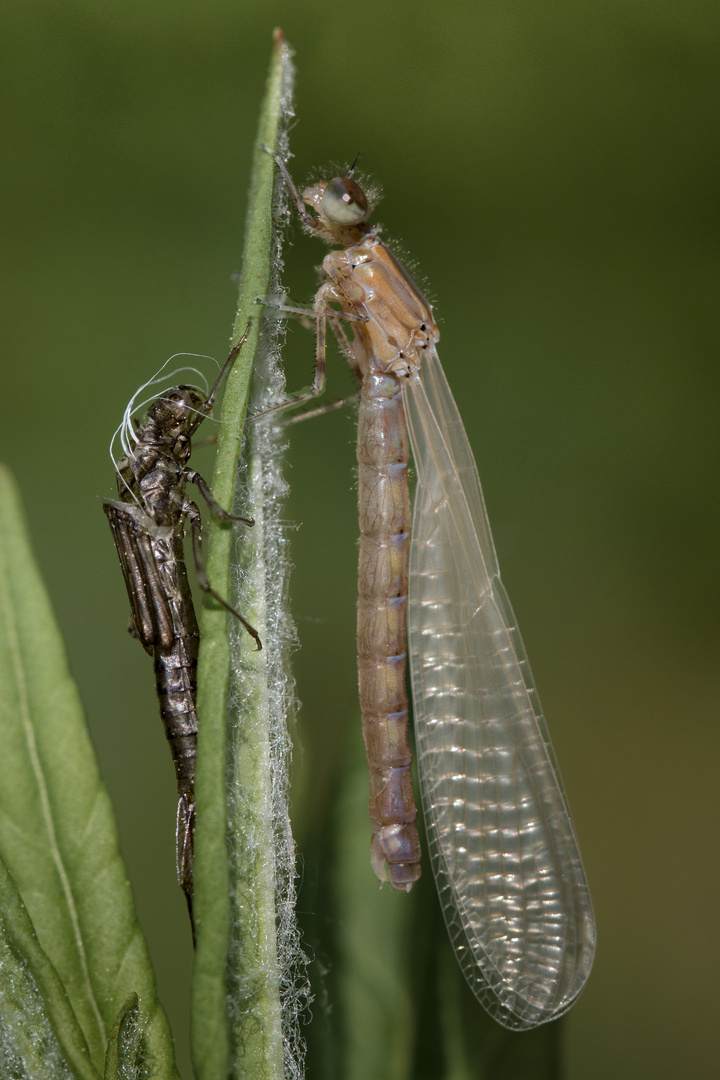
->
[109,355,215,504]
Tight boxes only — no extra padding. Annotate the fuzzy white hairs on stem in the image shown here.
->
[225,44,311,1080]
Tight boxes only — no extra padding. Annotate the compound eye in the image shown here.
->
[320,177,369,225]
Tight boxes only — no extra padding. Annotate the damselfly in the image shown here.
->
[104,331,259,928]
[267,154,596,1029]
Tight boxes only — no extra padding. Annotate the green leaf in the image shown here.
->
[0,853,95,1080]
[191,29,293,1080]
[104,995,145,1080]
[0,464,178,1079]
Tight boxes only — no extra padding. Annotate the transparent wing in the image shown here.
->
[403,349,596,1029]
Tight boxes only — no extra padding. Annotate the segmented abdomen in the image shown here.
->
[150,530,200,803]
[356,371,421,890]
[103,500,199,903]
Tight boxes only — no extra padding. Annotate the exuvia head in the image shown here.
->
[148,386,206,436]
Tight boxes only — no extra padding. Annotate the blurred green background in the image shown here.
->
[1,1,718,1077]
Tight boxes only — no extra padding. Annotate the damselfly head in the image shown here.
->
[319,177,369,225]
[303,175,372,242]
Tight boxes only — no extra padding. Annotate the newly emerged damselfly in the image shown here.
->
[104,331,259,929]
[266,153,596,1029]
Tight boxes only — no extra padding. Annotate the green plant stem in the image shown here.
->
[191,30,290,1080]
[225,450,284,1079]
